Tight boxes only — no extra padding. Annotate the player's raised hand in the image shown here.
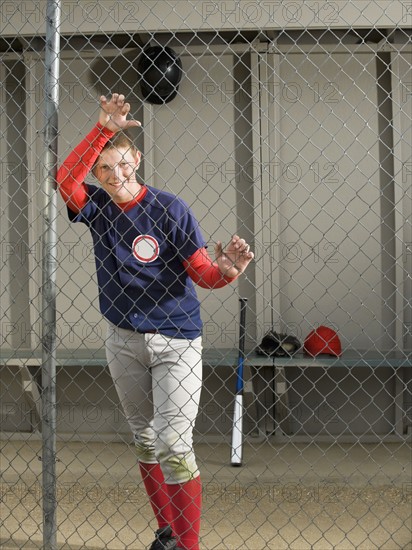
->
[98,93,141,133]
[215,235,254,279]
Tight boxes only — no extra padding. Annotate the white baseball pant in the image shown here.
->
[105,322,203,484]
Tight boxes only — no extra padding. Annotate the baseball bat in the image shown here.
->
[230,297,248,466]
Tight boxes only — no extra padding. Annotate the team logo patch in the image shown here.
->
[132,235,159,263]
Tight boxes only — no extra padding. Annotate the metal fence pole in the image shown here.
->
[41,1,61,548]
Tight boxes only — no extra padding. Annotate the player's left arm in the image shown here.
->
[184,247,235,288]
[184,236,254,288]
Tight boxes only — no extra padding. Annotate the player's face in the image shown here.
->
[94,146,142,203]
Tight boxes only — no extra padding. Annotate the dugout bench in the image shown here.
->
[251,350,412,441]
[0,348,411,442]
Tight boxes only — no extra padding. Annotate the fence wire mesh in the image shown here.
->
[1,1,411,549]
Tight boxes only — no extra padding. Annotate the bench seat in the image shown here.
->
[1,348,410,367]
[0,347,274,368]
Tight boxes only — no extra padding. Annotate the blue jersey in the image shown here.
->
[68,185,206,339]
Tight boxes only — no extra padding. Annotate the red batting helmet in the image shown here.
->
[304,326,342,357]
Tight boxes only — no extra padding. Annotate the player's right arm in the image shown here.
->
[56,124,115,212]
[56,93,141,213]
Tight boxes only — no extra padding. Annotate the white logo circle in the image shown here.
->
[132,235,159,263]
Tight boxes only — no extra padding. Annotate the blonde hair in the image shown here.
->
[101,131,140,155]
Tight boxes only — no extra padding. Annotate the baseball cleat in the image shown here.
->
[149,525,178,550]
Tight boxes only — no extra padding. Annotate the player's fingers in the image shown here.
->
[232,235,249,250]
[120,101,131,116]
[125,119,142,128]
[100,95,109,109]
[214,241,223,257]
[108,93,119,111]
[234,238,247,250]
[117,94,125,105]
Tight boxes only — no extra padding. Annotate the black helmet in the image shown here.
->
[138,46,183,105]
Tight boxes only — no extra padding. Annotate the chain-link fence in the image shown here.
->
[1,1,411,549]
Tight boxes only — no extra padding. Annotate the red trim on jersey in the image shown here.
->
[184,247,237,289]
[115,185,148,211]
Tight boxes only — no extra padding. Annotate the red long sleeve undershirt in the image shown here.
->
[56,124,236,289]
[56,123,113,213]
[182,247,237,289]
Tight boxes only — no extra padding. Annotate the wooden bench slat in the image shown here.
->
[1,348,410,368]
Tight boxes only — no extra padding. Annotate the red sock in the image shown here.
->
[167,476,202,550]
[139,462,173,529]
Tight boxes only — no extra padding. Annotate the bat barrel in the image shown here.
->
[231,297,248,466]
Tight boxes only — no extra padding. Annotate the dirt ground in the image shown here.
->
[1,438,411,550]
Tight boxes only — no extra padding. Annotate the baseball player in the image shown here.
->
[56,93,254,550]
